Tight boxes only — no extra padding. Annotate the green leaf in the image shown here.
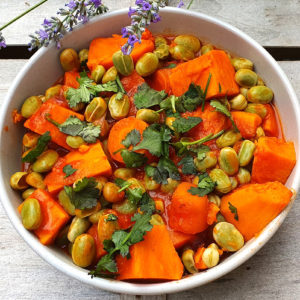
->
[63,164,77,178]
[163,63,177,69]
[139,193,156,215]
[134,83,167,109]
[121,149,147,168]
[228,202,239,221]
[121,129,141,148]
[178,155,198,175]
[115,178,143,205]
[64,177,99,210]
[188,173,216,197]
[172,116,202,133]
[106,214,118,222]
[133,124,171,157]
[79,123,101,143]
[129,213,153,244]
[22,131,51,163]
[91,254,118,274]
[58,116,84,136]
[210,100,239,132]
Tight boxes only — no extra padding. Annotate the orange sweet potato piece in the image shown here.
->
[44,142,112,193]
[168,182,209,234]
[207,202,220,225]
[221,182,293,241]
[252,137,296,184]
[87,33,154,71]
[18,189,70,245]
[169,50,239,98]
[87,224,106,261]
[182,103,230,140]
[24,101,84,150]
[262,104,279,137]
[149,68,173,94]
[168,229,196,249]
[194,246,207,270]
[116,224,184,280]
[107,117,149,164]
[63,70,80,88]
[231,111,262,138]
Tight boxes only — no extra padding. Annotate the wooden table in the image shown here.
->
[0,1,299,299]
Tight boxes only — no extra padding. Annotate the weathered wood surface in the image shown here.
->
[1,0,300,46]
[0,59,299,299]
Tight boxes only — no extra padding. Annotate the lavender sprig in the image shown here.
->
[0,32,6,49]
[121,0,168,55]
[28,0,108,51]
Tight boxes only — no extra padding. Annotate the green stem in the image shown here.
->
[0,0,48,31]
[45,113,60,127]
[187,0,194,9]
[182,129,225,146]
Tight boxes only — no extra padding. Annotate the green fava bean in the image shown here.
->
[182,249,198,274]
[237,167,251,184]
[154,44,170,60]
[209,169,232,194]
[247,86,274,104]
[108,94,130,120]
[112,50,134,76]
[102,66,118,83]
[231,57,254,71]
[229,176,238,190]
[240,87,248,98]
[136,52,159,77]
[229,94,247,110]
[88,210,105,224]
[155,36,167,47]
[213,222,244,252]
[66,136,85,149]
[112,198,137,214]
[22,188,36,200]
[23,132,40,148]
[238,140,256,166]
[45,85,62,100]
[10,172,28,190]
[60,48,80,71]
[150,214,164,226]
[67,217,90,243]
[21,198,42,230]
[201,44,214,55]
[244,103,267,118]
[218,147,239,175]
[26,172,46,189]
[174,35,201,52]
[91,65,106,83]
[194,151,217,172]
[136,108,159,123]
[72,234,95,267]
[216,130,242,148]
[32,150,59,173]
[78,49,89,64]
[84,97,107,122]
[170,45,194,61]
[208,193,221,207]
[161,178,179,194]
[58,189,76,215]
[144,174,160,191]
[114,168,136,180]
[21,96,43,118]
[202,247,220,268]
[235,69,258,88]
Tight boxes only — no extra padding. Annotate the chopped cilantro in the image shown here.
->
[228,202,239,221]
[163,63,177,69]
[106,214,118,222]
[172,116,202,133]
[188,173,216,197]
[63,164,77,178]
[134,83,167,109]
[115,178,144,205]
[120,149,147,168]
[64,177,99,210]
[210,100,239,132]
[178,155,198,175]
[22,131,51,163]
[121,129,141,148]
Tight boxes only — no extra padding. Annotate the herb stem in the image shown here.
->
[45,113,60,127]
[187,0,194,9]
[0,0,48,31]
[182,130,225,146]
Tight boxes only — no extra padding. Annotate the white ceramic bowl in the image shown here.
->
[0,7,299,295]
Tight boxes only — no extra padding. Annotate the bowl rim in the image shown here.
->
[0,7,299,295]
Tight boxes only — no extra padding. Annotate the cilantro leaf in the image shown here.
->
[134,83,167,109]
[121,149,147,168]
[22,131,51,163]
[139,193,156,215]
[64,177,99,210]
[66,71,120,108]
[90,254,117,276]
[58,116,84,136]
[106,214,118,222]
[129,213,153,244]
[178,155,198,175]
[115,178,143,205]
[121,129,141,148]
[79,123,101,143]
[133,124,171,157]
[63,164,77,178]
[228,202,239,221]
[163,63,177,69]
[188,173,216,197]
[210,100,239,132]
[145,157,180,184]
[172,116,202,133]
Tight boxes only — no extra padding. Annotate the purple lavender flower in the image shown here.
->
[128,7,136,17]
[42,19,52,27]
[152,13,161,23]
[177,0,185,8]
[67,1,77,9]
[128,34,139,46]
[135,0,144,5]
[0,32,6,49]
[89,0,101,8]
[142,2,152,11]
[38,29,49,40]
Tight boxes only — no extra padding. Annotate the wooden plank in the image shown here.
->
[0,60,299,300]
[1,0,300,46]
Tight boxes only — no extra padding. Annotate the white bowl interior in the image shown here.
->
[0,7,299,295]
